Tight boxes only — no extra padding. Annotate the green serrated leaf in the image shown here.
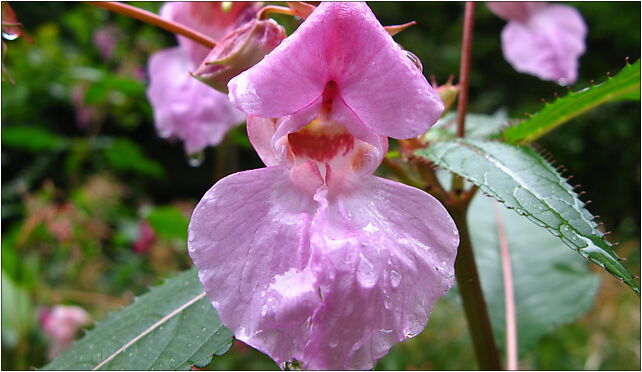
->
[502,60,641,144]
[2,124,68,152]
[424,110,510,142]
[416,139,639,295]
[44,268,233,370]
[469,194,600,355]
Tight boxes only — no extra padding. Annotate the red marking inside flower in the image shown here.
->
[288,128,354,162]
[321,80,339,115]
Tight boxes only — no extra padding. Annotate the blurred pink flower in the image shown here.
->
[488,1,587,85]
[41,305,91,359]
[133,220,156,254]
[147,2,259,155]
[189,3,458,369]
[71,84,95,130]
[93,25,118,61]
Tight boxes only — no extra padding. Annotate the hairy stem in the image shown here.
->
[494,201,519,370]
[88,2,217,48]
[450,198,502,370]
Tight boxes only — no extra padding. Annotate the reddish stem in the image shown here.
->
[456,2,475,137]
[88,2,216,48]
[257,5,296,20]
[494,201,519,370]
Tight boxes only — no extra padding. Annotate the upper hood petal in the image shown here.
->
[229,2,443,138]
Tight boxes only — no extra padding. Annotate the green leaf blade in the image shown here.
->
[417,139,639,295]
[469,194,600,354]
[44,268,233,370]
[502,60,641,144]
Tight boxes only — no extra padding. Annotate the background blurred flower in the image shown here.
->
[146,2,260,155]
[40,305,91,359]
[133,220,156,254]
[92,25,118,61]
[487,1,587,85]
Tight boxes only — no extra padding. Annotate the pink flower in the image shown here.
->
[488,2,587,85]
[41,305,91,359]
[93,25,118,61]
[146,2,259,155]
[189,3,458,369]
[133,221,156,254]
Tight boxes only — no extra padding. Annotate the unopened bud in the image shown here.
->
[193,18,286,94]
[435,77,459,116]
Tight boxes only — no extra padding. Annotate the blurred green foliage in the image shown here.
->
[1,1,639,370]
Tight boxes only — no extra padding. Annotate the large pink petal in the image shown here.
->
[305,177,458,369]
[188,166,324,367]
[228,2,443,139]
[190,170,457,369]
[501,4,586,85]
[147,47,245,154]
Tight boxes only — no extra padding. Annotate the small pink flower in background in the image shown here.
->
[93,25,118,61]
[147,2,260,155]
[71,84,95,130]
[133,220,156,254]
[40,305,91,359]
[189,3,458,369]
[487,2,587,85]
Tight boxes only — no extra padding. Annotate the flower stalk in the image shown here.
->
[456,2,475,138]
[450,197,502,370]
[449,3,502,370]
[494,201,519,370]
[88,2,217,48]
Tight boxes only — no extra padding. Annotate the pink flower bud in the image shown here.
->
[192,18,286,94]
[435,77,459,116]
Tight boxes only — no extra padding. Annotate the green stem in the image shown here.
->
[449,195,502,370]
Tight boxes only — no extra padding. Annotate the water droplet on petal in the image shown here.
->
[404,50,423,73]
[2,32,19,41]
[384,296,392,309]
[356,253,377,288]
[283,358,303,370]
[390,270,401,288]
[158,127,172,139]
[403,329,416,337]
[187,151,205,167]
